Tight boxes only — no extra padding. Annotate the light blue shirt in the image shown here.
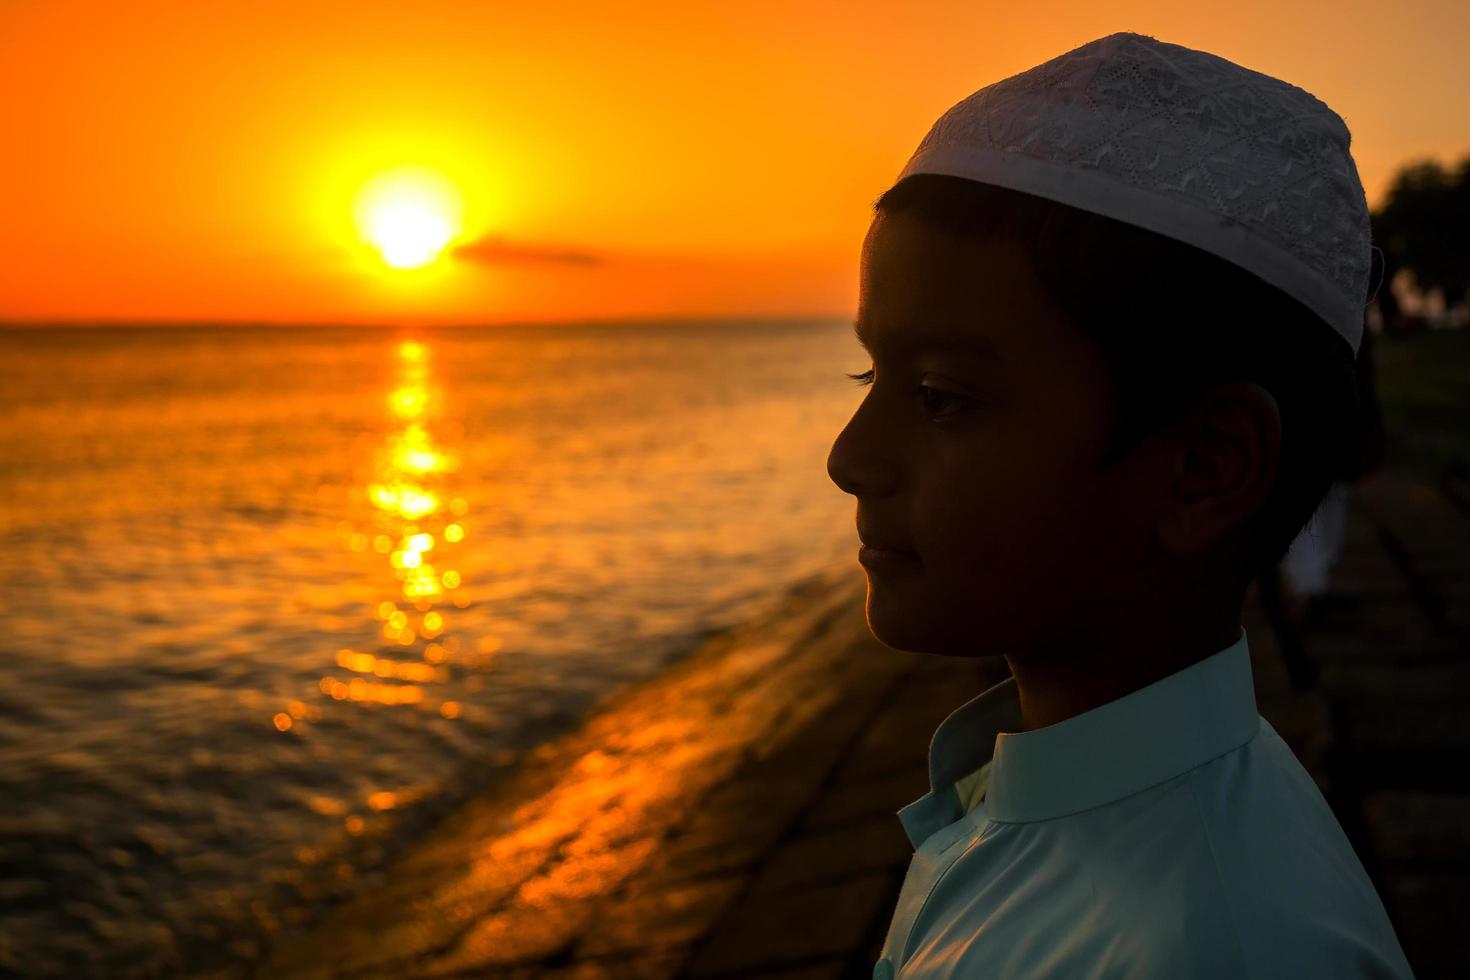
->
[873,626,1415,979]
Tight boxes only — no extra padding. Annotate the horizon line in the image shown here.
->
[0,312,855,331]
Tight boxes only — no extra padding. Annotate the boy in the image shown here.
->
[827,32,1415,979]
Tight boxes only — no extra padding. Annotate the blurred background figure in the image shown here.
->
[1277,318,1387,630]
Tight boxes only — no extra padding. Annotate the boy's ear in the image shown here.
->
[1156,381,1281,558]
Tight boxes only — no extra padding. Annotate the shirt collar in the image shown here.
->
[896,625,1260,847]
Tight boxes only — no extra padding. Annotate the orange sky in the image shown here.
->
[2,0,1466,326]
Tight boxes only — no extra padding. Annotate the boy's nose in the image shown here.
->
[827,419,894,498]
[827,443,858,496]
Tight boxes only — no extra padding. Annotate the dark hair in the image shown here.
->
[874,173,1366,582]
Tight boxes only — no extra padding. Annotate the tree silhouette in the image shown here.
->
[1371,154,1470,316]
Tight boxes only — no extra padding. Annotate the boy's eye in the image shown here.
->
[844,368,975,419]
[918,384,972,418]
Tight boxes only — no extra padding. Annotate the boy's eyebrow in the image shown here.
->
[852,317,1003,360]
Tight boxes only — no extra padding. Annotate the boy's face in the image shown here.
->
[828,209,1161,658]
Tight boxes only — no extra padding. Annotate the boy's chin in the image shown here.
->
[862,585,992,658]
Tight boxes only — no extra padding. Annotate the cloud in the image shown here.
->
[451,235,605,267]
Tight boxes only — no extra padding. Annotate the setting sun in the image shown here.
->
[353,167,464,270]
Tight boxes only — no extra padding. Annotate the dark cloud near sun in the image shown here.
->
[451,235,605,267]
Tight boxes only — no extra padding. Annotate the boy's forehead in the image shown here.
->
[857,216,1047,358]
[863,210,1035,289]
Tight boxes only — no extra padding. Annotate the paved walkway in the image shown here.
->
[1284,467,1470,980]
[257,463,1469,980]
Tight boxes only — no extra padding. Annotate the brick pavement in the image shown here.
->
[258,465,1467,980]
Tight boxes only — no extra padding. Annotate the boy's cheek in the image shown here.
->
[929,480,1111,587]
[922,457,1090,537]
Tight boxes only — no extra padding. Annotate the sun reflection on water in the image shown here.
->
[300,337,484,734]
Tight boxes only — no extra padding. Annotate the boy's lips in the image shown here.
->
[856,520,917,556]
[859,538,917,556]
[858,541,920,570]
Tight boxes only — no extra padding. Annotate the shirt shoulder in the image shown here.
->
[1182,720,1416,979]
[916,722,1415,979]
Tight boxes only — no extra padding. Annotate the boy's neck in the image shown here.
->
[1003,600,1245,734]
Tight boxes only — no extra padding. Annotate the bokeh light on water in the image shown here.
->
[313,338,470,722]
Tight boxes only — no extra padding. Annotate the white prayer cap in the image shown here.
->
[895,32,1372,354]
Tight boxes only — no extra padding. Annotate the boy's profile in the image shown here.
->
[827,32,1416,979]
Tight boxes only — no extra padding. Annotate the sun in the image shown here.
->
[353,166,464,270]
